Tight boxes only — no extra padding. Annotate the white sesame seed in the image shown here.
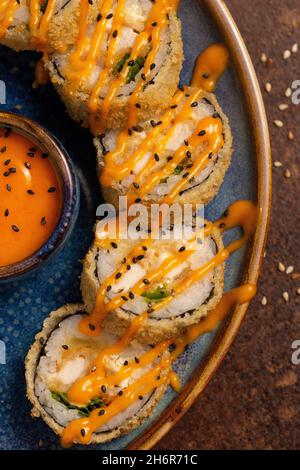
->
[260,52,268,63]
[278,262,286,272]
[297,288,300,296]
[288,130,294,140]
[286,266,294,275]
[274,161,282,168]
[283,50,291,60]
[261,296,268,306]
[292,43,298,53]
[284,169,291,179]
[278,103,289,111]
[273,120,284,128]
[265,82,272,93]
[283,291,289,302]
[285,87,292,98]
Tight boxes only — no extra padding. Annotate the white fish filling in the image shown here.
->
[101,98,219,196]
[10,0,80,28]
[97,235,217,319]
[35,314,153,432]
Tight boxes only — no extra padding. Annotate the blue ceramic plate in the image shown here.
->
[0,0,271,450]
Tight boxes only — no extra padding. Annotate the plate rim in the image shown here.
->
[127,0,272,450]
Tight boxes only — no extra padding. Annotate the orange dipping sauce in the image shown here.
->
[0,127,62,267]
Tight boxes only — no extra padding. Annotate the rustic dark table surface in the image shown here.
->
[157,0,300,450]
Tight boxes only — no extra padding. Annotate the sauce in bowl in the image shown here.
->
[0,127,62,267]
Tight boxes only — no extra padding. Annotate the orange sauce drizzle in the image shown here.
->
[0,128,62,266]
[191,44,229,92]
[61,282,256,447]
[89,0,174,134]
[101,43,229,201]
[0,0,18,38]
[60,201,257,446]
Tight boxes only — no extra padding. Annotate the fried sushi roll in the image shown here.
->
[95,88,232,208]
[45,0,183,130]
[25,304,170,446]
[0,0,82,51]
[81,224,225,344]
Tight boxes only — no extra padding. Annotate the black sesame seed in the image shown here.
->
[154,153,160,162]
[4,209,9,217]
[106,285,112,292]
[98,409,105,416]
[41,217,46,226]
[48,186,56,193]
[62,345,69,350]
[111,242,118,249]
[6,184,11,192]
[198,130,206,137]
[129,292,134,299]
[101,385,107,393]
[138,395,143,400]
[179,246,186,252]
[89,323,96,331]
[106,13,113,19]
[4,159,10,165]
[124,360,129,366]
[134,357,140,364]
[80,429,86,437]
[143,279,150,285]
[12,225,19,233]
[112,30,118,38]
[41,152,48,159]
[115,272,122,279]
[1,146,6,153]
[96,13,102,21]
[191,101,198,107]
[25,162,31,169]
[118,390,123,396]
[219,223,226,229]
[27,189,34,195]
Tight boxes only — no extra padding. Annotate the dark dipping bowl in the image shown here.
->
[0,112,80,282]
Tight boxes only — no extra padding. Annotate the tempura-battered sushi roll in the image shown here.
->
[81,225,225,344]
[95,89,232,208]
[0,0,81,51]
[45,2,183,130]
[25,304,170,446]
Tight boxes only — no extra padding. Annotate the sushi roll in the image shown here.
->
[45,0,183,131]
[81,223,225,344]
[0,0,82,52]
[95,88,233,208]
[25,304,170,446]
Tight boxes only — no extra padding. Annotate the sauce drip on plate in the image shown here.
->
[0,128,61,267]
